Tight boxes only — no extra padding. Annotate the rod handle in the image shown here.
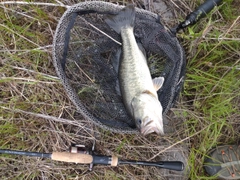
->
[173,0,223,33]
[161,161,184,171]
[92,155,118,166]
[51,152,93,164]
[186,0,223,25]
[51,152,119,166]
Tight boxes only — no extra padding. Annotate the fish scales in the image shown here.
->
[120,28,158,114]
[105,5,165,135]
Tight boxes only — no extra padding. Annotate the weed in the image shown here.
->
[181,0,240,178]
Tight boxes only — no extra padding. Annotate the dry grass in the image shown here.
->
[0,0,239,179]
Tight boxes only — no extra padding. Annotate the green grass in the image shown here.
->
[180,1,240,178]
[0,0,239,179]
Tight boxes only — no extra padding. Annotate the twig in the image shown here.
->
[1,5,40,21]
[17,45,53,55]
[74,61,95,83]
[0,24,40,48]
[206,63,240,71]
[201,16,240,60]
[79,17,122,46]
[0,1,70,8]
[10,66,60,80]
[148,125,208,161]
[203,37,240,41]
[53,0,65,6]
[0,106,82,127]
[0,77,58,84]
[0,45,52,53]
[170,0,192,15]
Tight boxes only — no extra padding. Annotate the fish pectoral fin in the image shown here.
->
[152,77,165,91]
[130,97,138,116]
[131,96,138,110]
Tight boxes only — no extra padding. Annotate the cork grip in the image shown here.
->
[111,155,118,166]
[52,152,93,164]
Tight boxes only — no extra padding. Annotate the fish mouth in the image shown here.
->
[140,120,164,136]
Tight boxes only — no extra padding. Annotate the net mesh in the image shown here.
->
[52,1,186,134]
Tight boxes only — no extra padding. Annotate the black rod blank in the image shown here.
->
[118,160,184,171]
[0,149,51,158]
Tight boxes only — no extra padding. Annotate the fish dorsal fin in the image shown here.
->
[153,77,164,91]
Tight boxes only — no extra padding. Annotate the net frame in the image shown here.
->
[52,1,186,134]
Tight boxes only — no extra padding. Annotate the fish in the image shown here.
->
[105,5,165,136]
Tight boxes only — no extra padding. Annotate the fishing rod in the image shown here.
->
[0,144,184,171]
[172,0,223,33]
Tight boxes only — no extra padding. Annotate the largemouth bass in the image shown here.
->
[105,5,164,136]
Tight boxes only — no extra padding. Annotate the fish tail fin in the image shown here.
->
[105,5,135,34]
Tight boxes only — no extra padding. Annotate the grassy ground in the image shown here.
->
[0,0,239,179]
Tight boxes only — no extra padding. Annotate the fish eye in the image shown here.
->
[137,119,142,124]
